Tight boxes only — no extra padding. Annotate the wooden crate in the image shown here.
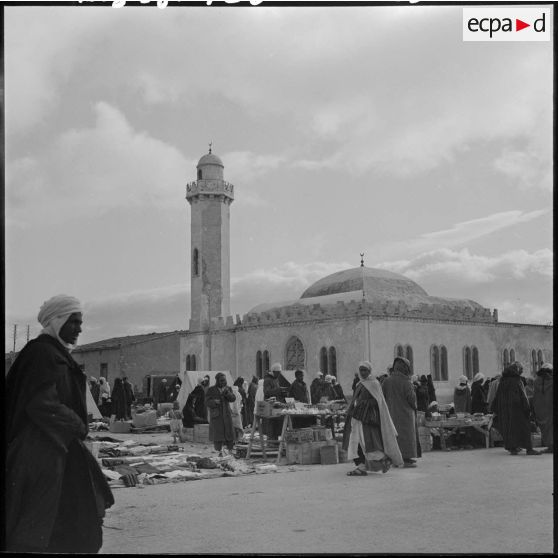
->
[194,423,210,443]
[320,444,339,465]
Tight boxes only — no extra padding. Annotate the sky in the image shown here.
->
[4,2,553,351]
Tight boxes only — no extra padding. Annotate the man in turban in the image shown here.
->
[343,361,403,475]
[5,295,114,553]
[381,357,419,467]
[532,363,553,453]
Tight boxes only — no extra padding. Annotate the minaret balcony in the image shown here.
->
[186,179,234,201]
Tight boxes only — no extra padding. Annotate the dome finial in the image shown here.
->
[360,253,365,267]
[208,141,213,154]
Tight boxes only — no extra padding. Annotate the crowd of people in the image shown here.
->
[4,293,553,553]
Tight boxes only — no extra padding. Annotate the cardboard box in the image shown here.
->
[132,410,158,428]
[180,427,194,442]
[286,442,313,465]
[320,443,339,465]
[109,420,132,434]
[310,441,327,464]
[194,423,210,443]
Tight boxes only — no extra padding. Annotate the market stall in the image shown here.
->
[424,414,492,450]
[243,399,347,465]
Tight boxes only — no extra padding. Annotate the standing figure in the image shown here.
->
[263,363,288,439]
[415,375,430,413]
[490,362,541,456]
[321,375,337,402]
[206,372,236,455]
[168,401,184,443]
[98,377,111,417]
[111,378,128,421]
[246,376,259,427]
[230,385,244,442]
[471,372,487,414]
[89,377,100,409]
[453,376,472,414]
[426,374,437,405]
[288,369,310,403]
[382,357,418,468]
[331,376,346,402]
[343,361,403,476]
[5,295,114,553]
[310,372,325,404]
[156,378,170,409]
[532,363,553,453]
[233,377,248,427]
[123,377,135,419]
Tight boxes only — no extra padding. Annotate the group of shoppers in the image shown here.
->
[89,375,135,420]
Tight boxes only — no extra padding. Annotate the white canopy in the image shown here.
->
[86,384,103,419]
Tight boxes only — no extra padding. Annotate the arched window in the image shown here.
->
[286,336,305,370]
[405,345,414,373]
[186,355,191,371]
[510,349,515,362]
[263,350,270,374]
[537,349,543,368]
[440,346,448,381]
[503,348,509,368]
[256,350,262,378]
[193,248,199,277]
[531,349,538,372]
[430,345,440,381]
[328,347,337,376]
[463,346,472,379]
[472,346,479,375]
[395,344,404,358]
[197,168,202,180]
[320,347,328,374]
[191,355,196,371]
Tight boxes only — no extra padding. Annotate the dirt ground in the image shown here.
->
[96,430,554,555]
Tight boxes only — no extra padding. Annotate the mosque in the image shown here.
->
[178,149,553,403]
[74,149,553,403]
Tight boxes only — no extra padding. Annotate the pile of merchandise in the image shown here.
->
[90,437,278,488]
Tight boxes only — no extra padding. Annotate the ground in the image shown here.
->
[96,430,554,554]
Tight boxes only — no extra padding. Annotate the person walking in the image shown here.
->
[5,295,114,553]
[343,361,403,475]
[156,378,170,409]
[206,372,237,455]
[490,362,542,456]
[532,363,553,453]
[381,356,419,468]
[453,376,472,414]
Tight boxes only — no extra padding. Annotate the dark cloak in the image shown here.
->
[471,380,487,414]
[490,366,533,451]
[5,334,114,552]
[111,378,128,420]
[206,385,236,442]
[182,384,208,427]
[532,369,553,448]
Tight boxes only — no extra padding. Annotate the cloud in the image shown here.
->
[376,247,552,324]
[6,102,190,226]
[381,209,549,258]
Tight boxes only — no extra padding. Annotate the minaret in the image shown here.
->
[186,146,234,331]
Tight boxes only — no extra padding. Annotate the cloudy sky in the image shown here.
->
[4,2,553,351]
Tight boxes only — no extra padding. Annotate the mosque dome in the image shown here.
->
[197,152,224,168]
[300,266,428,300]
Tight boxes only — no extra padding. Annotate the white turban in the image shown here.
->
[271,363,282,373]
[473,372,485,383]
[358,361,372,372]
[38,295,82,327]
[37,294,82,350]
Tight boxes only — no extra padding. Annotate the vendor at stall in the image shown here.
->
[263,363,289,439]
